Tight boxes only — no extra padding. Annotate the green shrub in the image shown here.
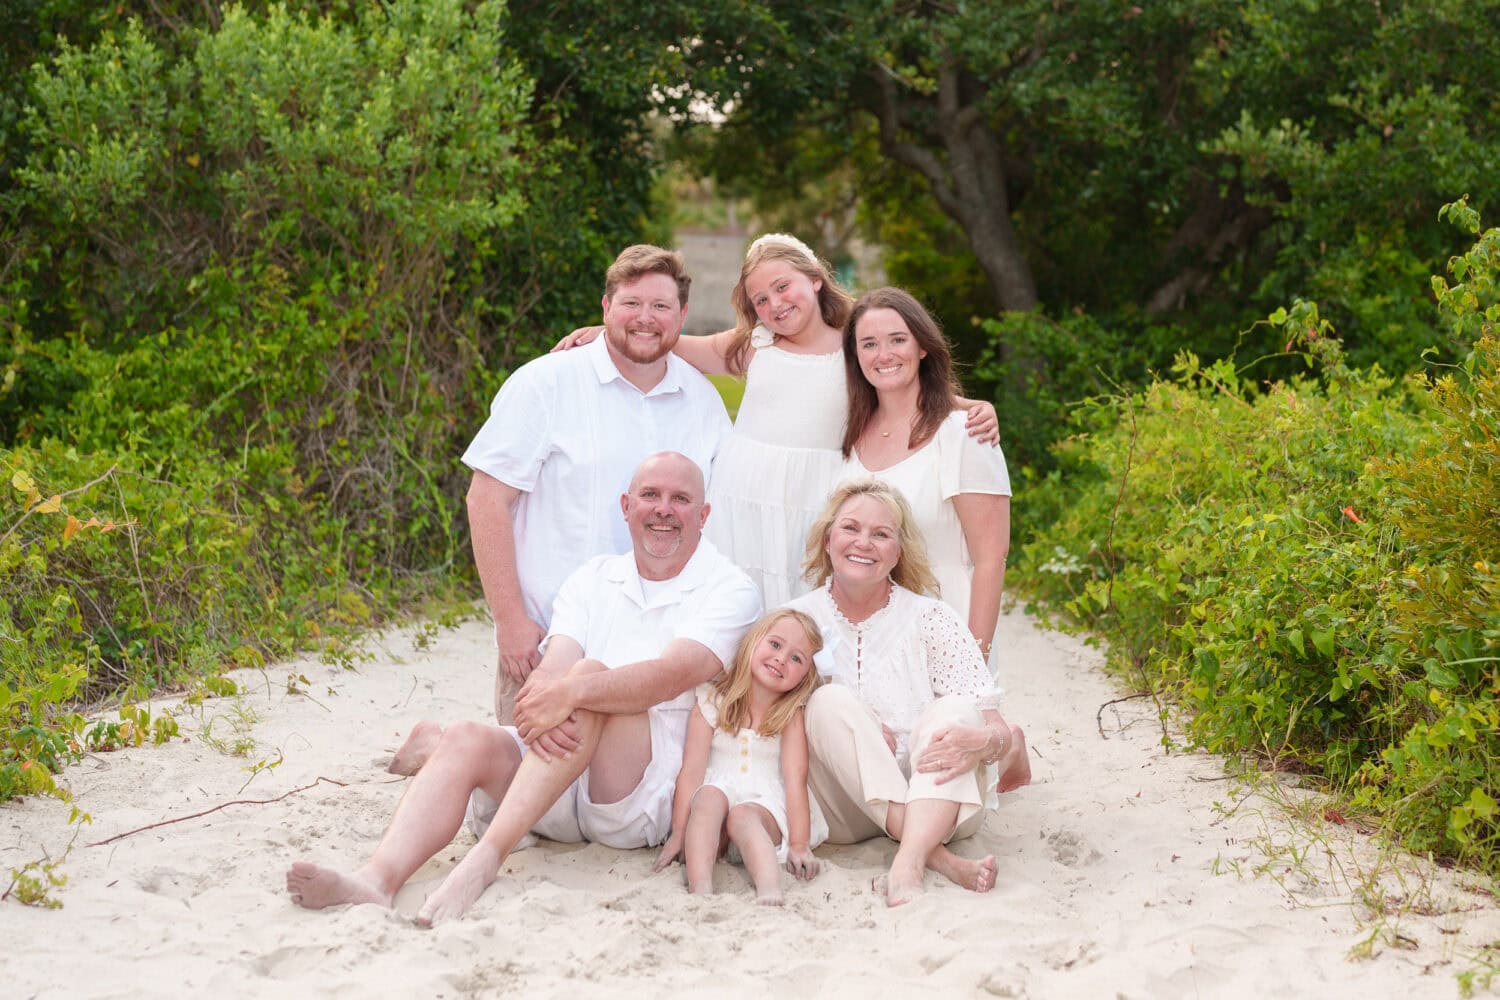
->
[1,0,533,805]
[1360,198,1500,859]
[1014,203,1499,868]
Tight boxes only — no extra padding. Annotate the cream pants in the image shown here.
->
[804,684,986,845]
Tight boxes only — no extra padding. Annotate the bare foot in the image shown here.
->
[996,725,1031,793]
[285,862,393,910]
[415,842,501,927]
[387,720,443,776]
[688,879,714,895]
[928,846,997,893]
[882,858,926,908]
[755,887,785,906]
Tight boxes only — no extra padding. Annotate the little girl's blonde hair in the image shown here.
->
[710,609,824,737]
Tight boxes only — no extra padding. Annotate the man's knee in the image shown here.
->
[550,659,608,726]
[436,719,498,756]
[566,658,608,679]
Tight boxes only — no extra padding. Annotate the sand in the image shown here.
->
[3,606,1497,999]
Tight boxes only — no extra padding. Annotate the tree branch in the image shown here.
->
[873,70,961,216]
[87,776,363,847]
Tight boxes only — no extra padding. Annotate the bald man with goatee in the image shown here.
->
[287,452,761,925]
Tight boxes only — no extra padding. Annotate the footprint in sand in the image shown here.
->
[1045,829,1102,867]
[252,944,331,979]
[137,868,207,899]
[919,950,957,974]
[1043,938,1100,971]
[977,971,1029,998]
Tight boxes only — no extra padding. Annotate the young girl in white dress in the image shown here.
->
[556,235,1000,608]
[653,609,827,905]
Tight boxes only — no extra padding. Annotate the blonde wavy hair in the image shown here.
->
[710,609,823,737]
[723,234,854,374]
[801,479,940,597]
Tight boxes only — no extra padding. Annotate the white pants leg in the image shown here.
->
[805,685,987,845]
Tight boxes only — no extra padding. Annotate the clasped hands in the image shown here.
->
[513,661,599,762]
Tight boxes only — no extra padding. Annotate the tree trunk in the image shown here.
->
[871,63,1040,314]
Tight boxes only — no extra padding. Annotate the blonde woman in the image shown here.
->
[786,480,1029,906]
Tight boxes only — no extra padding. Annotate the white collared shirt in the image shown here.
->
[461,334,731,629]
[544,539,763,715]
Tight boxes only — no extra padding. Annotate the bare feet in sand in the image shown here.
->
[286,862,393,910]
[755,887,785,906]
[996,725,1031,794]
[387,720,443,776]
[415,842,501,927]
[928,847,998,893]
[881,858,927,907]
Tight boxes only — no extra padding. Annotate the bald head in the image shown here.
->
[621,452,710,580]
[628,451,705,500]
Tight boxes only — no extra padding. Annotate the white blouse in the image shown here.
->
[785,582,1003,767]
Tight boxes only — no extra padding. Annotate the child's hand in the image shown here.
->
[550,325,603,353]
[784,847,820,881]
[653,832,685,873]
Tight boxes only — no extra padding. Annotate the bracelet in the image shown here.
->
[981,728,1006,765]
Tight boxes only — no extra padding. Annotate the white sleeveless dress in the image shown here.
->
[706,333,847,607]
[696,685,828,862]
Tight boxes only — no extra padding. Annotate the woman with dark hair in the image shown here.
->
[840,287,1012,665]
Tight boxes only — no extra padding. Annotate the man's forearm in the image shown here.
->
[467,475,529,627]
[568,652,713,717]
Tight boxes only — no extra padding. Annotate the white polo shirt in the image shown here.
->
[544,538,763,736]
[461,334,731,630]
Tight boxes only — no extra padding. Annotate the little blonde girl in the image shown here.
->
[556,234,999,608]
[653,609,826,905]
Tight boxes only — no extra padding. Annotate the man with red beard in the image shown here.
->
[459,245,730,724]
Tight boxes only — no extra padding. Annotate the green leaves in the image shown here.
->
[1015,213,1500,866]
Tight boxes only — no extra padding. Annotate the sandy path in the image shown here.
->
[2,607,1495,998]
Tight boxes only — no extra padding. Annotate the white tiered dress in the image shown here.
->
[706,331,847,607]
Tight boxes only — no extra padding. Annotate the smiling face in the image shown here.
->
[853,306,926,394]
[749,618,815,695]
[744,259,823,340]
[621,453,708,578]
[825,493,903,587]
[601,272,685,366]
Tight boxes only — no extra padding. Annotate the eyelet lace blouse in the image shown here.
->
[785,581,1003,767]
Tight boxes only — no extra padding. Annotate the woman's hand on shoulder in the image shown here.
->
[550,325,603,353]
[958,397,999,445]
